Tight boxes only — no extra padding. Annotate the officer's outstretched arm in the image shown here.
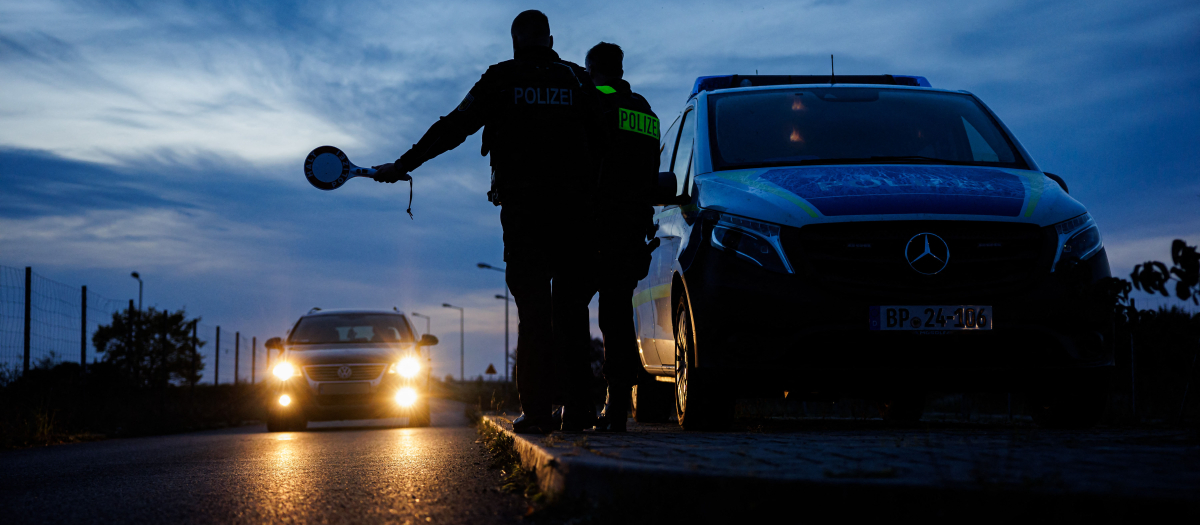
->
[396,74,493,173]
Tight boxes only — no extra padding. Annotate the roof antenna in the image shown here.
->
[830,54,835,85]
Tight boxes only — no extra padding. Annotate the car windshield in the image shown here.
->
[288,314,414,345]
[708,87,1025,170]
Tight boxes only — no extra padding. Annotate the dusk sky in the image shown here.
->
[2,0,1198,381]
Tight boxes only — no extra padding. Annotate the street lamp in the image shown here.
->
[130,271,143,311]
[442,303,464,381]
[477,262,510,382]
[410,312,431,337]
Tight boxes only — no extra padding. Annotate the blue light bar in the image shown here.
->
[689,74,932,99]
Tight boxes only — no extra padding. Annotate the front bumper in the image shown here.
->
[682,236,1116,394]
[269,377,426,421]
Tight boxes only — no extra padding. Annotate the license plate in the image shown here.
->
[319,382,370,395]
[869,306,992,331]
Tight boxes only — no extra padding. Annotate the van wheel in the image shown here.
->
[633,375,673,423]
[674,291,734,431]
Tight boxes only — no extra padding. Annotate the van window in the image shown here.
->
[672,108,696,195]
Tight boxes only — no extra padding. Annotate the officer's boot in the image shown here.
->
[512,405,554,434]
[594,385,631,432]
[560,402,597,432]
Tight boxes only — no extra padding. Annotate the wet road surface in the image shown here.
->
[0,399,527,524]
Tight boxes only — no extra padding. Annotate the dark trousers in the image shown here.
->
[502,205,595,416]
[594,223,650,389]
[598,275,639,388]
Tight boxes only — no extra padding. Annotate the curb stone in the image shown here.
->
[482,415,1199,519]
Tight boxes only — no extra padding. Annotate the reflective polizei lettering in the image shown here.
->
[618,107,660,140]
[513,87,573,105]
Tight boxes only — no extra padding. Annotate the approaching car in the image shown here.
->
[632,74,1113,430]
[264,309,438,431]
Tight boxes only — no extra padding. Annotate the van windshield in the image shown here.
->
[288,314,414,345]
[708,88,1026,170]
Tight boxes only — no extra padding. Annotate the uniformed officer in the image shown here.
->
[371,11,606,433]
[582,42,661,432]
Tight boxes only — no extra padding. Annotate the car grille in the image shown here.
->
[781,221,1053,297]
[304,364,386,381]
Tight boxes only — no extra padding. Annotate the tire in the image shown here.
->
[288,412,308,432]
[674,291,734,431]
[266,411,286,432]
[633,375,673,423]
[409,400,432,427]
[1030,374,1108,429]
[879,394,926,425]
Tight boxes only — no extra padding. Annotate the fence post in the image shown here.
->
[81,285,87,373]
[23,266,31,374]
[251,336,257,384]
[215,326,220,385]
[234,331,240,384]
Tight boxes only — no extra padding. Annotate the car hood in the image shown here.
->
[695,165,1086,228]
[283,344,409,365]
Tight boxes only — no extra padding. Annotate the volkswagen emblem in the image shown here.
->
[905,233,950,275]
[337,365,353,380]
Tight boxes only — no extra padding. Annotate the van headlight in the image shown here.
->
[273,362,295,380]
[710,213,793,274]
[1052,213,1103,270]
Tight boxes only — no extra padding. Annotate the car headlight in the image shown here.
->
[710,213,793,274]
[396,387,418,407]
[1052,213,1103,270]
[396,357,421,378]
[273,362,295,380]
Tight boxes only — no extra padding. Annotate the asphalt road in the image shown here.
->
[0,399,528,524]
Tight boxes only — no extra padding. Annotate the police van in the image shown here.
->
[632,74,1113,430]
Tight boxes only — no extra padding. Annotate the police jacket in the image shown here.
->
[397,46,605,205]
[595,80,659,227]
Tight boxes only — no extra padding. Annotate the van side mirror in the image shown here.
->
[1044,172,1068,193]
[654,171,690,206]
[265,337,283,351]
[418,334,439,347]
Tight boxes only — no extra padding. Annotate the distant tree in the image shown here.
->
[1131,239,1199,305]
[92,307,205,389]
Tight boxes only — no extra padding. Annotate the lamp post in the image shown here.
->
[494,294,514,382]
[130,271,143,311]
[410,312,431,337]
[477,262,510,382]
[442,303,464,381]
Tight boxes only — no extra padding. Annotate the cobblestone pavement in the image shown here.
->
[489,414,1200,502]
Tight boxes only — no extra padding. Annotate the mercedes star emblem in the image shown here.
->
[905,233,950,275]
[337,365,352,380]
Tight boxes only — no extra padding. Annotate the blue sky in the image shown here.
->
[2,0,1198,380]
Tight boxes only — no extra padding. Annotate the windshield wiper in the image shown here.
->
[865,155,974,165]
[725,156,982,169]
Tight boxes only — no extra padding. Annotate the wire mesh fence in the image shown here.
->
[0,265,268,384]
[196,324,270,385]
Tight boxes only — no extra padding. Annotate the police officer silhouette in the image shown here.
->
[582,42,661,432]
[372,11,605,433]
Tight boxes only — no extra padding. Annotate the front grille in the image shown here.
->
[782,221,1052,297]
[304,364,386,381]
